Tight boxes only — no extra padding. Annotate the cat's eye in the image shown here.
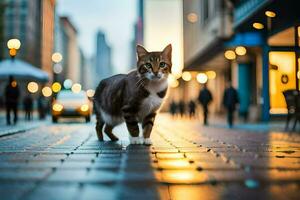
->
[145,63,152,69]
[159,62,166,68]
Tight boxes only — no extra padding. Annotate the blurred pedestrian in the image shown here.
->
[223,81,239,128]
[23,94,33,121]
[188,100,196,118]
[4,76,20,125]
[38,95,47,119]
[198,84,212,125]
[178,100,185,118]
[169,100,177,118]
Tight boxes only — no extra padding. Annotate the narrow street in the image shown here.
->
[0,114,299,200]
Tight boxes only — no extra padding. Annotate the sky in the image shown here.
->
[57,0,138,73]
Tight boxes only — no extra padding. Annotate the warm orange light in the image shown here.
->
[253,22,264,30]
[182,71,192,81]
[9,49,17,57]
[27,82,39,93]
[42,86,52,97]
[52,82,62,93]
[11,81,17,87]
[235,46,247,56]
[52,103,63,112]
[206,71,216,80]
[265,11,276,18]
[187,13,198,23]
[224,50,236,60]
[80,104,89,112]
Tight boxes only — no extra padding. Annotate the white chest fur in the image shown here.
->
[138,79,168,121]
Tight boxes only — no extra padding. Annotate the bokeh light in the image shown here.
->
[53,64,63,74]
[86,89,95,98]
[42,86,52,97]
[265,11,276,18]
[224,50,236,60]
[71,83,82,93]
[52,82,62,93]
[206,71,216,80]
[168,74,179,88]
[235,46,247,56]
[7,39,21,50]
[182,71,192,81]
[253,22,264,30]
[196,73,208,84]
[63,79,73,89]
[51,52,63,63]
[187,13,198,23]
[27,82,39,93]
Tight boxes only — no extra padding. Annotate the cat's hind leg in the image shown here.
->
[104,124,119,141]
[95,114,104,141]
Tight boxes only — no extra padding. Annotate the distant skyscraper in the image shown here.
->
[94,31,112,86]
[2,0,55,77]
[130,0,144,68]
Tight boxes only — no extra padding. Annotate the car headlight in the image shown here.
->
[53,103,63,112]
[80,104,89,112]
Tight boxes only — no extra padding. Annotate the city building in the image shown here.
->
[231,0,300,121]
[94,31,113,86]
[59,16,81,84]
[2,0,55,78]
[183,0,233,114]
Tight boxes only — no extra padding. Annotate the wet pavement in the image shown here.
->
[0,114,299,200]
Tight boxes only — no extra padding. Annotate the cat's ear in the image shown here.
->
[162,44,172,62]
[136,45,148,59]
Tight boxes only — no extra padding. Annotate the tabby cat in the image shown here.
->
[93,44,172,145]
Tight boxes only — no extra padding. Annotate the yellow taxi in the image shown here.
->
[52,90,92,123]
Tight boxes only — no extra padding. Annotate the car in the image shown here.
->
[52,90,92,123]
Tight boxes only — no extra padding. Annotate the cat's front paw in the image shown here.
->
[129,137,143,145]
[143,138,152,145]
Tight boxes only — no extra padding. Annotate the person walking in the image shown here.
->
[188,100,196,118]
[4,76,20,125]
[169,100,177,118]
[198,84,212,125]
[178,100,186,118]
[23,94,33,121]
[223,82,239,128]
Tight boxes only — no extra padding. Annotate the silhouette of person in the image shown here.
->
[23,94,33,121]
[169,100,177,118]
[5,76,20,125]
[188,100,196,118]
[223,81,239,128]
[198,84,212,125]
[178,100,185,117]
[37,95,47,120]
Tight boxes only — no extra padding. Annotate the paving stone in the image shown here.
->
[0,182,36,200]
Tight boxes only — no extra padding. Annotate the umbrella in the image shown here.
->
[0,59,49,83]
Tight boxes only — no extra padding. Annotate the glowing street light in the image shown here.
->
[27,82,39,93]
[206,71,216,80]
[7,39,21,59]
[72,83,82,93]
[265,11,276,18]
[187,13,198,23]
[253,22,264,30]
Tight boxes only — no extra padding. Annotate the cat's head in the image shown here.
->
[136,44,172,81]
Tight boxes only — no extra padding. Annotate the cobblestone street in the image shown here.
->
[0,114,299,200]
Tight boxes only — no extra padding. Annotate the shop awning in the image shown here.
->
[0,59,49,83]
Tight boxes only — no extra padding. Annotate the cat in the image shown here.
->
[93,44,172,145]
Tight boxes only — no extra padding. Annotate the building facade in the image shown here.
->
[2,0,55,78]
[59,17,81,84]
[94,31,112,86]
